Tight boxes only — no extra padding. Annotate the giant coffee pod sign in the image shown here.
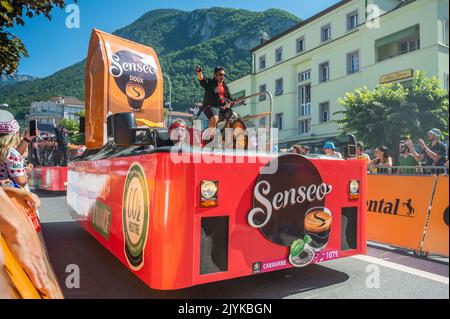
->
[109,50,158,111]
[247,154,333,267]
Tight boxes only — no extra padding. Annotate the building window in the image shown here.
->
[319,62,329,83]
[347,51,360,74]
[298,119,311,134]
[444,19,449,46]
[275,113,283,130]
[399,38,420,55]
[275,47,283,63]
[298,70,311,82]
[319,102,330,123]
[445,72,449,91]
[347,11,358,31]
[259,84,267,101]
[298,84,311,117]
[275,78,283,96]
[321,24,331,42]
[296,37,305,53]
[259,55,266,70]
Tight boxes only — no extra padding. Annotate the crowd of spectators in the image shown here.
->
[285,128,448,175]
[0,111,62,298]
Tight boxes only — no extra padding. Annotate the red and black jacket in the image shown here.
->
[198,78,232,108]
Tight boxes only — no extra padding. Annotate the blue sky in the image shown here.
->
[11,0,340,78]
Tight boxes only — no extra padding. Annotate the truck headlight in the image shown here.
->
[200,180,218,207]
[349,179,360,200]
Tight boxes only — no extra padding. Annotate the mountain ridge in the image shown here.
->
[1,7,300,116]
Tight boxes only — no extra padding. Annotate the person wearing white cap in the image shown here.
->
[408,128,448,168]
[0,111,36,188]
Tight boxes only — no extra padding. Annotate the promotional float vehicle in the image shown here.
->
[67,29,367,290]
[30,166,68,192]
[29,140,84,192]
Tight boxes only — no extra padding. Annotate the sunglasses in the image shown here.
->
[217,73,226,77]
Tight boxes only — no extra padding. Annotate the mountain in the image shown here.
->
[0,74,37,87]
[0,7,300,116]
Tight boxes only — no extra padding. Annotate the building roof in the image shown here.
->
[46,96,84,106]
[251,0,353,52]
[250,0,413,53]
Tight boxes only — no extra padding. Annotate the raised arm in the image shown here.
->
[419,138,445,163]
[405,139,422,162]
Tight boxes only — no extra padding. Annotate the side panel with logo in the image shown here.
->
[367,175,436,251]
[422,175,449,257]
[70,153,366,290]
[192,154,366,285]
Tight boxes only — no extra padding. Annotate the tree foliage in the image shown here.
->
[0,0,75,75]
[337,71,449,162]
[58,117,83,144]
[58,118,78,131]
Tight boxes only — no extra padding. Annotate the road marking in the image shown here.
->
[352,254,449,285]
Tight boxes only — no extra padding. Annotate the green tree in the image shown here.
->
[59,118,78,131]
[336,71,449,163]
[58,118,84,145]
[0,0,75,75]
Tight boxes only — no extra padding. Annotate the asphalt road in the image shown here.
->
[34,189,449,299]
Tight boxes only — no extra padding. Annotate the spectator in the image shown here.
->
[356,142,371,163]
[299,145,310,156]
[289,144,302,154]
[289,145,310,156]
[409,129,448,174]
[398,140,420,174]
[0,118,31,189]
[52,119,70,167]
[168,119,188,146]
[368,146,393,174]
[28,137,40,166]
[323,142,342,159]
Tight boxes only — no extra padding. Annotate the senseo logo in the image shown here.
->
[109,52,156,78]
[247,154,333,247]
[108,50,158,111]
[248,180,332,228]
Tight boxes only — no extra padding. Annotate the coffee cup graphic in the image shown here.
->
[304,206,332,252]
[126,83,146,111]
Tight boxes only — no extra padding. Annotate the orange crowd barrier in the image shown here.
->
[367,174,437,252]
[421,175,449,257]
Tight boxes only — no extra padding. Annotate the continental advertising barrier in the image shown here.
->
[367,175,436,252]
[85,29,164,149]
[422,175,449,257]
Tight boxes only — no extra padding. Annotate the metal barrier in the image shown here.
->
[367,173,449,257]
[368,165,448,176]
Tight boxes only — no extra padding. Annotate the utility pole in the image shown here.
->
[162,73,172,125]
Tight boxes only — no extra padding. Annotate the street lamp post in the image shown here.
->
[162,73,172,124]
